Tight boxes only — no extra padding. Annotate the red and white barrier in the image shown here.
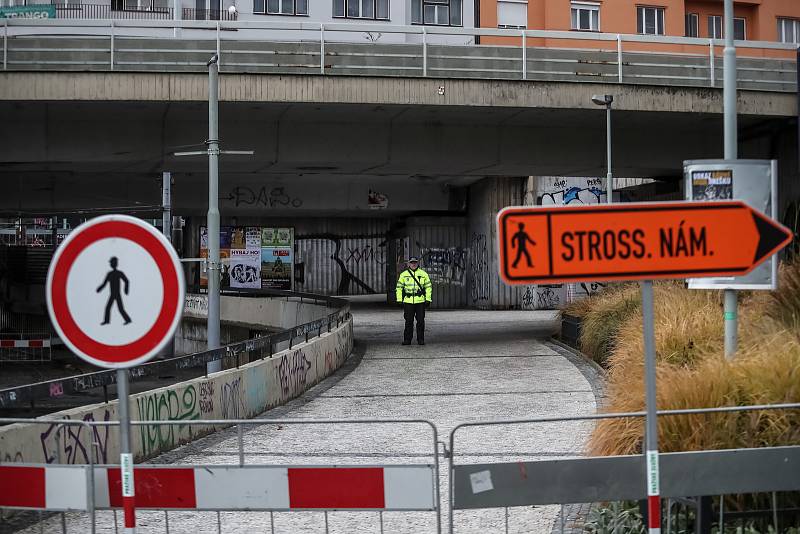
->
[0,464,435,512]
[0,465,89,511]
[0,339,50,348]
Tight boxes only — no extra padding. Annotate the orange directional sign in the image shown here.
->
[498,201,793,285]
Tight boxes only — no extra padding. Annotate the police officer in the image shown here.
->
[396,256,432,345]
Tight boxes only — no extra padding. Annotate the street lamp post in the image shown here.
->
[592,94,614,204]
[206,54,222,374]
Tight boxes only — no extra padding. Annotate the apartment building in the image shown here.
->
[482,0,800,43]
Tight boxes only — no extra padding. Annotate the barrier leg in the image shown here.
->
[504,507,509,534]
[324,511,329,534]
[165,511,170,534]
[379,511,384,534]
[216,511,222,533]
[270,511,275,534]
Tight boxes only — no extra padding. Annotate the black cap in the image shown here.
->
[408,256,419,262]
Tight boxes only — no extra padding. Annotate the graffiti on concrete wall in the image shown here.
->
[136,386,200,457]
[416,242,467,286]
[538,178,606,206]
[469,233,489,303]
[221,377,246,419]
[199,380,215,416]
[325,323,353,374]
[276,349,312,399]
[295,233,387,295]
[39,409,112,464]
[225,186,304,209]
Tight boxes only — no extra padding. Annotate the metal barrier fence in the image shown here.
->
[0,332,52,362]
[0,418,441,534]
[448,402,800,534]
[0,288,350,410]
[1,20,796,92]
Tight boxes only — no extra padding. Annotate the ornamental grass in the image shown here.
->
[586,262,800,457]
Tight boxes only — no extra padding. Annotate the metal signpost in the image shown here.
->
[46,214,185,534]
[497,201,792,533]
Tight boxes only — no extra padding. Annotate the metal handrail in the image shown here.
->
[0,289,350,410]
[4,18,796,52]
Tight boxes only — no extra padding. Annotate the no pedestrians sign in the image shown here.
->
[497,201,793,285]
[46,215,185,368]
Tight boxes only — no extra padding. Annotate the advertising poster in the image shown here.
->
[261,227,293,247]
[261,246,293,290]
[245,227,261,250]
[199,226,232,288]
[692,170,733,201]
[229,249,261,289]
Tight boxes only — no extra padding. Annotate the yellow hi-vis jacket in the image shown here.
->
[396,268,433,304]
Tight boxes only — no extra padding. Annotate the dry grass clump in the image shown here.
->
[768,260,800,332]
[587,274,800,457]
[576,284,640,367]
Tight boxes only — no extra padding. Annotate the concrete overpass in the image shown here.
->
[0,24,797,308]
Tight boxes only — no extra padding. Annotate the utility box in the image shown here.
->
[683,159,778,290]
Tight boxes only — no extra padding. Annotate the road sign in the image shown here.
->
[498,201,792,285]
[46,214,185,369]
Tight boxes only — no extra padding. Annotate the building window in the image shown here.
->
[708,15,722,39]
[685,13,698,37]
[637,6,664,35]
[734,17,746,40]
[497,0,527,29]
[571,2,599,31]
[411,0,462,26]
[333,0,389,20]
[253,0,307,15]
[778,17,800,44]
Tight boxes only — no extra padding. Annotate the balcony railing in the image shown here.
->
[182,7,237,20]
[47,4,237,20]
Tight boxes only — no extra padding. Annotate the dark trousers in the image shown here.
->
[104,295,131,324]
[403,303,425,343]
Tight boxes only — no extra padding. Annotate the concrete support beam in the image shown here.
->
[0,73,795,118]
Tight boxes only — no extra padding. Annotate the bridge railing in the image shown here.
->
[2,19,796,92]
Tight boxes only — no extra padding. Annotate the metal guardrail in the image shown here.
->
[447,402,800,534]
[1,20,796,92]
[0,288,350,410]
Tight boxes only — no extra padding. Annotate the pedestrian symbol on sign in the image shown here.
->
[97,256,132,325]
[511,223,536,268]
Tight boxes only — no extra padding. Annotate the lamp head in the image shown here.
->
[591,94,614,107]
[228,5,237,14]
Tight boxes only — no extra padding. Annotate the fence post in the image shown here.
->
[320,23,325,75]
[422,26,427,77]
[521,31,526,80]
[709,39,715,86]
[617,34,623,82]
[110,20,115,71]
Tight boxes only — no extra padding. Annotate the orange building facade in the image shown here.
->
[480,0,800,57]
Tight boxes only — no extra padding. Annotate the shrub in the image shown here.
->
[577,284,640,367]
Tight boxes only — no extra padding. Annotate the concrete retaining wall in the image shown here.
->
[183,293,330,331]
[0,319,353,465]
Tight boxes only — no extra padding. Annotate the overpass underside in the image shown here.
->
[1,73,797,309]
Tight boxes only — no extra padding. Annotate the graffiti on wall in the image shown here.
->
[295,233,387,295]
[225,186,304,209]
[325,323,353,374]
[199,380,215,416]
[276,349,312,399]
[469,233,489,303]
[136,386,200,457]
[538,178,606,206]
[782,200,800,261]
[39,409,112,464]
[415,242,467,286]
[221,377,247,419]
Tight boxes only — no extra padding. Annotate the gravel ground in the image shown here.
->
[14,307,598,534]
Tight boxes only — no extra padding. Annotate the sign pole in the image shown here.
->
[116,369,136,534]
[641,280,660,534]
[723,0,738,358]
[206,54,222,374]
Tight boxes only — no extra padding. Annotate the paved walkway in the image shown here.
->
[19,307,598,534]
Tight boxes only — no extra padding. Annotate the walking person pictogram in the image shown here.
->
[511,223,536,268]
[97,256,132,325]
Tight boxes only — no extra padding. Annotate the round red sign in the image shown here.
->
[46,215,185,368]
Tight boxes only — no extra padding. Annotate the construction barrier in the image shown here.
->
[0,418,441,533]
[447,403,800,534]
